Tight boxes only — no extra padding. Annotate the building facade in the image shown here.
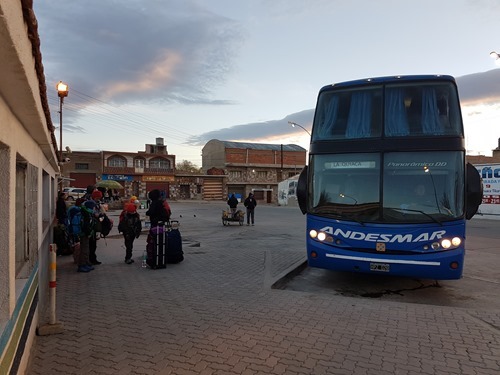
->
[0,3,60,373]
[62,138,211,201]
[202,139,307,204]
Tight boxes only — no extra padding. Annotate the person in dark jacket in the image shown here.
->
[56,191,68,225]
[243,192,257,226]
[227,194,238,216]
[146,189,170,227]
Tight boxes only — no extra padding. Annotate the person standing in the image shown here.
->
[146,189,170,227]
[118,202,142,264]
[56,191,68,225]
[244,192,257,226]
[68,198,95,273]
[83,189,106,265]
[227,193,238,216]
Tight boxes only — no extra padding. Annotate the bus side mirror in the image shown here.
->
[465,162,483,220]
[297,166,308,215]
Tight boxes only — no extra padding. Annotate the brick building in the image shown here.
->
[202,139,307,204]
[63,138,177,199]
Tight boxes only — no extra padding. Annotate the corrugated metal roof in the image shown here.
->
[221,141,305,152]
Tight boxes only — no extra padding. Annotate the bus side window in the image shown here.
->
[346,92,372,138]
[421,87,443,135]
[407,98,422,135]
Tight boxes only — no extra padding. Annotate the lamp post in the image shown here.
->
[288,121,311,136]
[56,81,69,186]
[490,51,500,66]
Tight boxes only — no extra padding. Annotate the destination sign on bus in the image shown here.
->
[386,162,448,168]
[325,161,376,169]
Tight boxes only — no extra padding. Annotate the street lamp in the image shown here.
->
[288,121,311,136]
[490,51,500,66]
[56,81,69,162]
[56,81,69,185]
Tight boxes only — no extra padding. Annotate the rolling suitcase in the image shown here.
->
[146,224,167,269]
[165,220,183,264]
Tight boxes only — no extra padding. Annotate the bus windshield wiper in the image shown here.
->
[314,210,366,226]
[385,207,443,226]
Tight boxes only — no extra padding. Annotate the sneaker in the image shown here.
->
[91,260,102,265]
[86,265,95,271]
[125,259,134,264]
[247,223,250,226]
[77,266,91,273]
[252,223,254,226]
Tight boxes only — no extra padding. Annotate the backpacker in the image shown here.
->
[118,212,141,237]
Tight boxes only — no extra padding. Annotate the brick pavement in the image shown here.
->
[27,203,500,374]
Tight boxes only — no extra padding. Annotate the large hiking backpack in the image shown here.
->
[67,206,83,240]
[118,212,141,237]
[67,205,96,239]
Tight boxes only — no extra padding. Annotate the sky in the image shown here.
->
[34,0,500,166]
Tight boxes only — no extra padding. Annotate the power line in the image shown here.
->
[46,83,199,146]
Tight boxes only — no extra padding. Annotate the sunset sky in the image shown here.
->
[35,0,500,165]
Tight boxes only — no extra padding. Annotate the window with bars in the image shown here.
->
[75,163,89,170]
[108,156,126,167]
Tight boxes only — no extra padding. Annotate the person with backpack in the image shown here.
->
[227,193,238,217]
[67,198,96,273]
[146,189,170,227]
[118,202,142,264]
[83,190,108,265]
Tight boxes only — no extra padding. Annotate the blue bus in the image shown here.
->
[297,75,483,280]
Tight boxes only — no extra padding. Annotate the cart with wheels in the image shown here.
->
[222,209,244,226]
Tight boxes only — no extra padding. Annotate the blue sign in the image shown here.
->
[102,174,133,181]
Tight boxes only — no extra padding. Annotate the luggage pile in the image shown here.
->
[146,220,183,269]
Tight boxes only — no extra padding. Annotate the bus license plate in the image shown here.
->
[370,263,390,272]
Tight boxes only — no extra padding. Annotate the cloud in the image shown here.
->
[35,0,243,105]
[187,109,314,145]
[456,69,500,105]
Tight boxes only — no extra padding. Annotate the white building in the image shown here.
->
[0,2,60,373]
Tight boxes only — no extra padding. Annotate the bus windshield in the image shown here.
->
[310,151,464,223]
[312,81,462,140]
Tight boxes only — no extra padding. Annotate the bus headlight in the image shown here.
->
[441,239,452,249]
[451,237,461,247]
[310,230,334,243]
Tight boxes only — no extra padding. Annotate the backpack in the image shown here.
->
[67,206,83,240]
[118,212,141,237]
[67,205,96,240]
[98,214,113,238]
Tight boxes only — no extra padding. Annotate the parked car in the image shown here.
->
[65,188,87,201]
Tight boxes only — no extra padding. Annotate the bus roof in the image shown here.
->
[319,75,456,92]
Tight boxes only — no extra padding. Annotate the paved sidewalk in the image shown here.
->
[27,203,500,374]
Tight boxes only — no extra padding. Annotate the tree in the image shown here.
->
[176,160,202,173]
